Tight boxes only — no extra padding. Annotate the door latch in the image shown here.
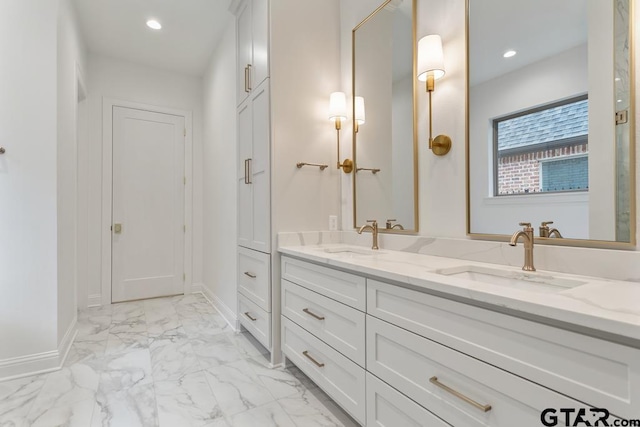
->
[114,223,122,234]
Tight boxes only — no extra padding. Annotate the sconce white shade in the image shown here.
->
[328,92,348,121]
[355,96,366,125]
[417,35,445,81]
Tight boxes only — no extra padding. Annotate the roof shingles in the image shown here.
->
[497,99,588,150]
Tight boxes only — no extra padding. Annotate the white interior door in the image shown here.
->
[112,106,185,303]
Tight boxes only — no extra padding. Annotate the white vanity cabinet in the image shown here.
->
[280,254,639,426]
[280,257,367,424]
[366,279,640,420]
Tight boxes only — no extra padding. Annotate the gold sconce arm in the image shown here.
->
[426,75,452,156]
[334,117,354,173]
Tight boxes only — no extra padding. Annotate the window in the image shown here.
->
[494,95,588,196]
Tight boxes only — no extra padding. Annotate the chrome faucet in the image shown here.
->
[509,222,535,271]
[539,221,563,238]
[358,220,379,250]
[385,219,404,230]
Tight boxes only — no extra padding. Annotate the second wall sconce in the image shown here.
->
[328,91,354,173]
[417,34,452,156]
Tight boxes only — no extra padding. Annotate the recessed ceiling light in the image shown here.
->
[503,50,517,58]
[617,99,623,103]
[615,77,621,82]
[146,19,162,30]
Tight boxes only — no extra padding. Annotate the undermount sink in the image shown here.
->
[435,265,587,293]
[322,246,377,256]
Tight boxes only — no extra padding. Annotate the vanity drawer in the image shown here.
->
[238,293,271,350]
[282,279,365,366]
[282,316,365,424]
[281,256,366,310]
[367,373,451,427]
[238,246,271,311]
[367,279,640,419]
[367,315,616,427]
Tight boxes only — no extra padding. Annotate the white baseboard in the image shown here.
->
[58,316,78,368]
[0,317,77,382]
[87,294,102,308]
[197,283,238,332]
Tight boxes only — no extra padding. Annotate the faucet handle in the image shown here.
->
[366,219,377,224]
[541,221,554,227]
[385,219,397,228]
[519,222,532,229]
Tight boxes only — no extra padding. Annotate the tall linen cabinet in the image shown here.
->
[230,0,342,366]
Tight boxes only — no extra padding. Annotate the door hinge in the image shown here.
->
[616,110,629,125]
[183,225,186,232]
[184,176,186,185]
[184,128,187,137]
[183,273,186,281]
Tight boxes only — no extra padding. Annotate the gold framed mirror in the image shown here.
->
[352,0,419,233]
[466,0,636,248]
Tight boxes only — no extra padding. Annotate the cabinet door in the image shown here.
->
[249,81,271,253]
[250,0,269,89]
[237,100,252,248]
[236,0,252,106]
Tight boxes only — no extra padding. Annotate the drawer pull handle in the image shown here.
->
[244,271,257,278]
[303,308,325,321]
[302,351,325,368]
[429,377,492,413]
[244,312,257,321]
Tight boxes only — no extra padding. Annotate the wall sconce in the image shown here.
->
[354,96,366,133]
[417,34,452,156]
[328,91,353,173]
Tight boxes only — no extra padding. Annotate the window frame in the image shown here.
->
[492,94,589,197]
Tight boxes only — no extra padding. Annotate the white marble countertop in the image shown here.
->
[278,244,640,345]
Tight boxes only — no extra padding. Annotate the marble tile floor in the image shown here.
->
[0,294,359,427]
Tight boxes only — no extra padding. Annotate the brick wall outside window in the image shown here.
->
[497,143,588,195]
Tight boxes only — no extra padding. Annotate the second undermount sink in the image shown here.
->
[435,265,587,293]
[322,246,377,256]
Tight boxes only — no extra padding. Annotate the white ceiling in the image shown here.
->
[469,0,587,86]
[72,0,233,76]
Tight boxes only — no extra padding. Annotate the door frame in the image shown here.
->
[101,98,193,305]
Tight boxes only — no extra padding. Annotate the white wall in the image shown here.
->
[57,0,87,343]
[83,54,204,306]
[469,44,589,237]
[0,0,59,363]
[270,0,342,235]
[202,18,238,321]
